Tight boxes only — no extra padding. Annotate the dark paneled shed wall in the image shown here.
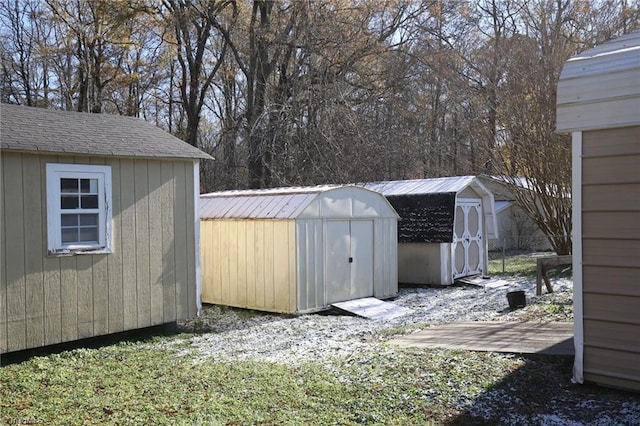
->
[386,193,456,243]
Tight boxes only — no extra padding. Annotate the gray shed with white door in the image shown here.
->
[364,176,497,286]
[200,185,398,314]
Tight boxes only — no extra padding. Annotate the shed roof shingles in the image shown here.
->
[0,103,212,160]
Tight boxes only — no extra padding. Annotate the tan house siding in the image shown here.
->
[581,127,640,391]
[0,152,198,353]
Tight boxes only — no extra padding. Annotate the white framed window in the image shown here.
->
[46,163,112,255]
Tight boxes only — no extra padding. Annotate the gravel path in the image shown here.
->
[175,277,572,365]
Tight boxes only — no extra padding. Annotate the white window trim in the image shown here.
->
[46,163,112,256]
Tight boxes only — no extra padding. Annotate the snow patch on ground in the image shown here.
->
[175,277,571,365]
[164,277,638,425]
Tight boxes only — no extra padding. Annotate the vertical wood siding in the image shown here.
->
[0,152,198,353]
[3,153,26,351]
[0,148,6,353]
[200,219,297,314]
[582,127,640,391]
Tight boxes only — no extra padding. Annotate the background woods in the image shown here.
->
[2,0,639,253]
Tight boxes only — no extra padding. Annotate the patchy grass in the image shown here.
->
[374,323,428,338]
[0,336,553,426]
[494,287,574,323]
[489,252,571,278]
[488,255,537,276]
[510,291,573,322]
[0,341,517,425]
[179,304,276,335]
[2,339,636,425]
[488,252,572,278]
[2,270,635,425]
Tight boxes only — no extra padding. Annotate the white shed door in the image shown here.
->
[325,220,374,304]
[452,200,483,279]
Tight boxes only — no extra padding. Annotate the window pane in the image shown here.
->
[61,228,78,243]
[61,214,78,227]
[61,178,78,193]
[48,164,111,251]
[81,195,99,209]
[80,179,98,193]
[61,195,79,209]
[78,227,98,242]
[80,214,98,226]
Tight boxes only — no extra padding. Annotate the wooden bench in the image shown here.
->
[536,255,572,295]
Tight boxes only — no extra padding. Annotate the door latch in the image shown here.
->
[348,257,353,263]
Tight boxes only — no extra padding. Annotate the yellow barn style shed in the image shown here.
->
[200,185,398,314]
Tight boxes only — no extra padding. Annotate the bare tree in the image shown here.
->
[492,0,577,255]
[161,0,238,148]
[45,0,142,112]
[2,0,638,209]
[0,0,52,106]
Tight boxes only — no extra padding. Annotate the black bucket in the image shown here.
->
[507,290,526,309]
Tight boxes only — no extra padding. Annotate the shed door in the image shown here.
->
[325,220,374,304]
[452,200,483,279]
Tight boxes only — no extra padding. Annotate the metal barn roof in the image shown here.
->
[557,30,640,132]
[362,176,498,240]
[200,185,391,220]
[200,192,318,219]
[494,201,512,214]
[362,176,479,196]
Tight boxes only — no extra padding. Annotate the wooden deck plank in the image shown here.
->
[173,163,188,320]
[59,257,78,343]
[22,155,44,349]
[390,322,574,355]
[0,152,6,353]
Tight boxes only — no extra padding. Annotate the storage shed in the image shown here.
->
[557,30,640,392]
[200,185,398,314]
[363,177,498,286]
[0,104,212,354]
[477,175,552,252]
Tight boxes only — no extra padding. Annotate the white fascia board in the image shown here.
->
[572,131,584,385]
[194,161,202,316]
